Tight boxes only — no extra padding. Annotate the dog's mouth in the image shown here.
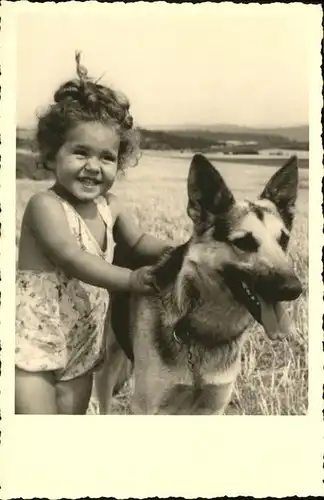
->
[224,277,293,341]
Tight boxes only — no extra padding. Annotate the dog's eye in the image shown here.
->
[278,230,290,250]
[231,233,259,252]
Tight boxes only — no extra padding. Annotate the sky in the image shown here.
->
[15,3,320,129]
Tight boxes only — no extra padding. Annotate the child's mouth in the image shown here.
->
[78,177,102,187]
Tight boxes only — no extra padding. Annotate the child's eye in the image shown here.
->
[73,148,88,157]
[101,154,115,163]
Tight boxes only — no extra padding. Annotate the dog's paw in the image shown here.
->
[265,330,286,341]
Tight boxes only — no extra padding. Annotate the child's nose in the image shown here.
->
[84,157,101,172]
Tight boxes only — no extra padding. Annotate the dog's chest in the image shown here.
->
[130,295,248,415]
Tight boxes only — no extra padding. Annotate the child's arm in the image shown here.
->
[109,193,173,266]
[24,192,153,294]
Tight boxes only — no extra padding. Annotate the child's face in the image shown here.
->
[51,121,120,202]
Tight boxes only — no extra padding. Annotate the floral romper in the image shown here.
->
[16,194,115,381]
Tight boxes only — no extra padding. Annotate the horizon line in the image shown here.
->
[17,121,309,130]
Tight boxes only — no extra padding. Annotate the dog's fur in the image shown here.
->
[95,154,302,415]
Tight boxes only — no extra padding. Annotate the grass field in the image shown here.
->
[16,151,309,415]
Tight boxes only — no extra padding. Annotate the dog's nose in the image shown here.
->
[277,275,303,301]
[270,274,303,301]
[256,273,303,302]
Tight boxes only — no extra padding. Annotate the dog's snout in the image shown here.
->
[276,275,303,301]
[255,273,303,302]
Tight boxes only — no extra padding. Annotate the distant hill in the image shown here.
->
[148,124,309,143]
[213,125,309,143]
[263,125,308,142]
[16,123,308,157]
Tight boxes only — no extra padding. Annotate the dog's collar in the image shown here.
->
[172,317,200,375]
[172,315,243,350]
[173,318,192,345]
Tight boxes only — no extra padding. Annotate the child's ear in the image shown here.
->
[187,154,235,226]
[259,156,298,230]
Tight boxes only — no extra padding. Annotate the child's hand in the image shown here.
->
[129,266,158,295]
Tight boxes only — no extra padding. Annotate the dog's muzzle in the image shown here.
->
[222,268,303,341]
[254,273,303,302]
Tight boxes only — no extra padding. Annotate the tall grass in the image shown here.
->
[16,152,309,415]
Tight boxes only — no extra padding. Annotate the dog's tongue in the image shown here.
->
[257,298,293,340]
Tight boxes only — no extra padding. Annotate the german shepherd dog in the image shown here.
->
[95,153,302,415]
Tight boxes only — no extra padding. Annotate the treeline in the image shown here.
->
[279,141,309,151]
[162,128,289,146]
[139,128,219,151]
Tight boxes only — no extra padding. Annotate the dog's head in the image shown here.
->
[184,153,302,335]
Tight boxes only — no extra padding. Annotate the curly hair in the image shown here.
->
[36,51,141,172]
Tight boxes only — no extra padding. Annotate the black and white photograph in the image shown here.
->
[1,1,323,497]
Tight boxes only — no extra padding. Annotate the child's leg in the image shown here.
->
[56,372,93,415]
[16,367,93,415]
[15,367,58,414]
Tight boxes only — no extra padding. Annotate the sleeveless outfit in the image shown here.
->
[15,193,115,381]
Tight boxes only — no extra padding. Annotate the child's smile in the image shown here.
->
[51,121,120,202]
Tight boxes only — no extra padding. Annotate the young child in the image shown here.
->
[16,53,170,414]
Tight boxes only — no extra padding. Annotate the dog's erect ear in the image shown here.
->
[259,156,298,230]
[187,154,235,226]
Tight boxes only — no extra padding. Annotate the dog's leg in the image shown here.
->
[94,349,130,414]
[154,381,235,415]
[210,382,235,415]
[95,343,131,415]
[94,312,131,415]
